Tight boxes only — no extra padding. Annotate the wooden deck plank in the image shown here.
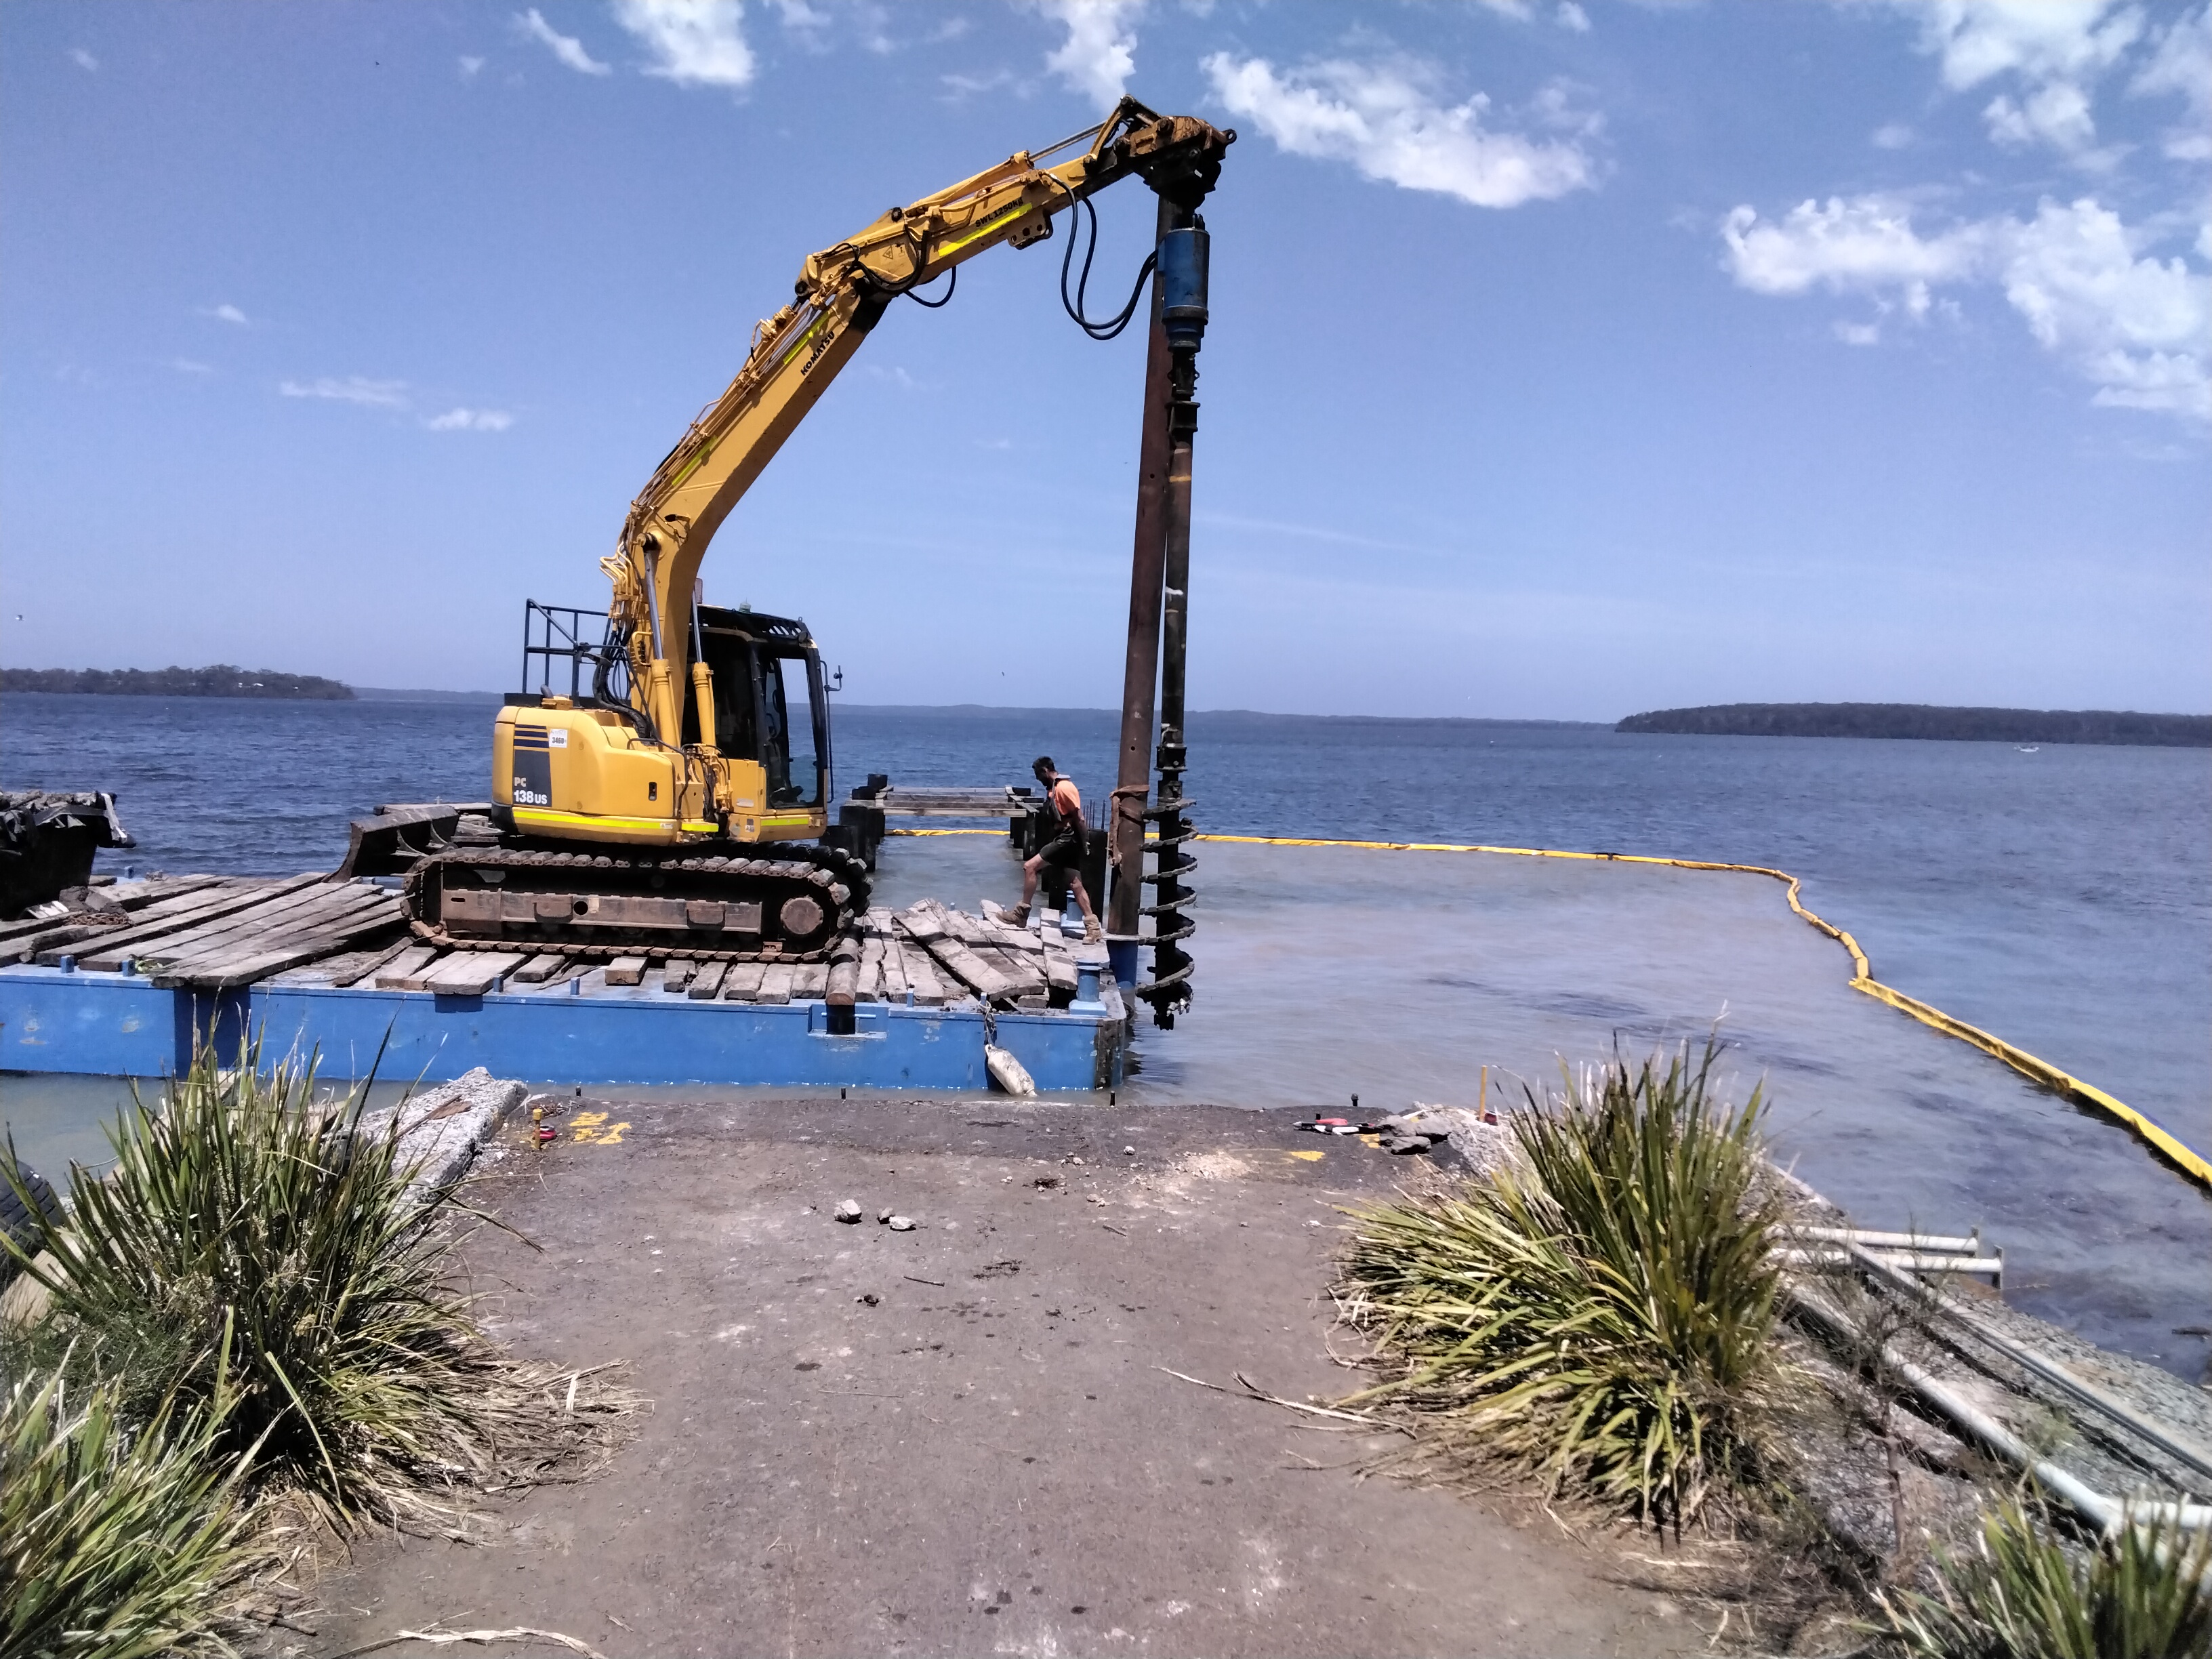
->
[508,952,569,984]
[416,951,527,996]
[33,874,316,966]
[896,939,949,1006]
[605,956,648,987]
[722,961,766,1002]
[791,962,828,999]
[662,959,697,993]
[105,878,369,972]
[136,888,403,985]
[0,874,229,945]
[372,945,443,989]
[756,964,794,1005]
[688,960,729,1000]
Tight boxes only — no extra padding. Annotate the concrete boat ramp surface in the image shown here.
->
[316,1097,1702,1658]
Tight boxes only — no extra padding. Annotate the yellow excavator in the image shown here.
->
[406,99,1232,965]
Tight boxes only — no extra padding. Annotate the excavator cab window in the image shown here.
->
[760,653,823,807]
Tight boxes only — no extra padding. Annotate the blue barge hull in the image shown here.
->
[0,963,1127,1091]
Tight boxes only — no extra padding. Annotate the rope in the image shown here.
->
[876,825,2211,1187]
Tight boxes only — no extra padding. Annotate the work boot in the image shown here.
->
[1083,916,1103,944]
[1002,904,1030,930]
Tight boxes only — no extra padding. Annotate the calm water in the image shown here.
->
[4,693,2208,1372]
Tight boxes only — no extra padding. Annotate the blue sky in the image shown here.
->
[2,0,2205,719]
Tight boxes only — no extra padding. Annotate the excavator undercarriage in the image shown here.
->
[405,840,869,963]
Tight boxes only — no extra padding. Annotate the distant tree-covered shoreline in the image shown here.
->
[1616,702,2209,746]
[1,665,354,701]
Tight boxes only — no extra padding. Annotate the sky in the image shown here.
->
[1,0,2206,720]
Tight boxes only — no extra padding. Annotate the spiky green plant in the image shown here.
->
[1340,1041,1787,1525]
[1880,1499,2212,1658]
[0,1357,259,1659]
[1,1044,514,1523]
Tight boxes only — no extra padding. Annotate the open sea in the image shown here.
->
[4,692,2208,1376]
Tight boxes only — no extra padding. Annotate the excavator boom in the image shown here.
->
[406,101,1231,970]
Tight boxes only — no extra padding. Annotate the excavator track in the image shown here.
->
[405,844,871,963]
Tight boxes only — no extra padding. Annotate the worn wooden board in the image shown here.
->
[756,964,795,1005]
[662,959,696,993]
[38,874,320,967]
[791,962,828,999]
[895,940,945,1006]
[509,952,569,984]
[121,880,374,975]
[373,945,444,989]
[144,886,407,989]
[418,951,527,996]
[688,960,729,1000]
[722,960,767,1002]
[605,956,648,987]
[0,874,230,947]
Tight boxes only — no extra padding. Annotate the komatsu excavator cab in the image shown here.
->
[492,600,832,849]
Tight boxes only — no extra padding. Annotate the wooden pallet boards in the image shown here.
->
[605,956,648,987]
[722,961,766,1002]
[897,939,947,1006]
[756,964,795,1004]
[662,959,697,994]
[0,874,230,949]
[508,952,569,984]
[689,960,729,1000]
[791,962,829,1000]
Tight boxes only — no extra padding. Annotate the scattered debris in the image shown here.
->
[326,1625,607,1659]
[1122,1144,1135,1155]
[878,1206,893,1223]
[887,1215,916,1232]
[857,1293,880,1307]
[834,1200,863,1224]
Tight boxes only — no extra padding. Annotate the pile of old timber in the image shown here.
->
[0,874,406,989]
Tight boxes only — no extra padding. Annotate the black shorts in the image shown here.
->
[1037,828,1085,870]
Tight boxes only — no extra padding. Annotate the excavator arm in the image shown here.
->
[603,97,1233,747]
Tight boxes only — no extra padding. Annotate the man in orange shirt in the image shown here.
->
[1004,755,1103,942]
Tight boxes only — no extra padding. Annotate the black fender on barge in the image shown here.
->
[404,842,871,963]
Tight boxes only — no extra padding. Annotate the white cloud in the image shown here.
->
[1871,120,1915,148]
[279,376,409,408]
[1833,320,1884,345]
[1032,0,1141,110]
[170,358,213,375]
[1870,0,2144,161]
[459,54,487,78]
[426,407,514,431]
[208,303,249,326]
[2131,4,2212,159]
[70,47,98,72]
[1723,192,2211,419]
[1202,54,1599,209]
[516,8,611,75]
[613,0,756,88]
[1557,2,1592,32]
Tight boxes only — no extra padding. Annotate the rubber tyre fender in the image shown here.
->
[0,1156,63,1284]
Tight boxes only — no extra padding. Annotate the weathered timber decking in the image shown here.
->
[0,876,1124,1090]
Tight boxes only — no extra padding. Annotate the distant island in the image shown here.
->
[1,665,354,701]
[1616,702,2211,747]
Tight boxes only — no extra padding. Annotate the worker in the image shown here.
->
[1005,755,1102,942]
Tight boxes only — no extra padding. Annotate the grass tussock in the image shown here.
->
[0,1044,638,1652]
[1879,1499,2212,1659]
[1339,1040,1787,1527]
[0,1360,263,1659]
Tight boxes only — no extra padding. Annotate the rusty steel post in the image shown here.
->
[1105,195,1183,963]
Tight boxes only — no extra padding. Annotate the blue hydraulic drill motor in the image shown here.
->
[1158,222,1210,350]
